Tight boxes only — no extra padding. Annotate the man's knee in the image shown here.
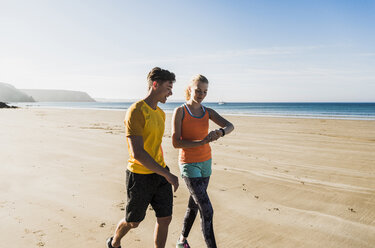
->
[130,221,140,228]
[122,220,140,229]
[157,216,172,226]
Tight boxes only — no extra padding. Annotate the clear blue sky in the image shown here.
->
[1,0,374,101]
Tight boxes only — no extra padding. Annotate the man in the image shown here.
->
[107,67,179,248]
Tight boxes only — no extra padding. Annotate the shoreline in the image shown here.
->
[9,106,375,121]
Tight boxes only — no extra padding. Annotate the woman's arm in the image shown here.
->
[171,107,210,148]
[207,108,234,137]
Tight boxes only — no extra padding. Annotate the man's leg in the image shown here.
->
[154,215,172,248]
[111,219,140,247]
[110,170,153,247]
[150,168,173,248]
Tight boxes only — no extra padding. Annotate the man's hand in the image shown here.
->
[165,172,179,192]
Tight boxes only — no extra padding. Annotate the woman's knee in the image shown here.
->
[188,201,199,210]
[186,206,198,215]
[202,205,214,219]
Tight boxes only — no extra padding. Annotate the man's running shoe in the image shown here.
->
[106,237,121,248]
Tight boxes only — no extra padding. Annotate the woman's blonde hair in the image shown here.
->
[185,74,209,101]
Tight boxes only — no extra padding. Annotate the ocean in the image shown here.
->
[11,102,375,120]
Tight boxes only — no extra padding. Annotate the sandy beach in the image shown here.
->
[1,108,374,248]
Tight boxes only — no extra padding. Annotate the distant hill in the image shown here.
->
[0,102,17,108]
[0,82,35,102]
[21,89,96,102]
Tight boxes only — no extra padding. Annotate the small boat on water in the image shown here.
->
[218,101,225,105]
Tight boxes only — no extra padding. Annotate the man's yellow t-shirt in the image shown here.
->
[124,100,166,174]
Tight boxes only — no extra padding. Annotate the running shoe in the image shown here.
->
[106,237,121,248]
[176,239,191,248]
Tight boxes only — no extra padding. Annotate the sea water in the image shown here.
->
[12,102,375,120]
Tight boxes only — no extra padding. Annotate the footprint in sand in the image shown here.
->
[26,230,46,247]
[116,202,125,211]
[348,207,356,213]
[14,216,22,223]
[242,184,247,191]
[267,208,280,212]
[33,230,46,237]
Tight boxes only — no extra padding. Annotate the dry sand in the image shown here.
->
[0,108,374,248]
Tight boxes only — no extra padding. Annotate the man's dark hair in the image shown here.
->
[147,67,176,89]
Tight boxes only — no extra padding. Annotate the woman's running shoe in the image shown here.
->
[176,239,191,248]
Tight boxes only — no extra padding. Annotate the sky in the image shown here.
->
[0,0,374,102]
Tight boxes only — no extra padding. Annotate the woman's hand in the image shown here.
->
[209,130,221,142]
[202,130,222,144]
[201,135,211,144]
[214,129,224,138]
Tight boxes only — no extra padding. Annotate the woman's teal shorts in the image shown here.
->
[179,159,212,178]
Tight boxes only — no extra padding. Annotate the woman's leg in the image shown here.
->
[181,194,199,238]
[183,177,216,248]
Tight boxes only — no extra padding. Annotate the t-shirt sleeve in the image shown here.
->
[125,106,145,136]
[160,108,166,121]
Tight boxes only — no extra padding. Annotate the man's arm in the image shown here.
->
[128,135,179,192]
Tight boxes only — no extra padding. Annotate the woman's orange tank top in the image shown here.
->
[179,104,212,164]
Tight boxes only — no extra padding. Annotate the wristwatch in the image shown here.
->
[219,128,225,137]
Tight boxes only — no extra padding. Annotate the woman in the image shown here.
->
[172,75,234,248]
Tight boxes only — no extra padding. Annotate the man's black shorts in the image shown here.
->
[125,167,173,222]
